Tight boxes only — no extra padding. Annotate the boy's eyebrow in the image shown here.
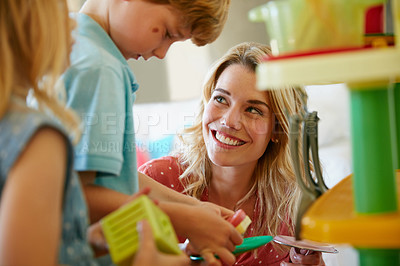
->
[177,31,184,39]
[214,88,271,110]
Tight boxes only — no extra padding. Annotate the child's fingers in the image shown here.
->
[294,247,314,255]
[136,220,153,248]
[215,247,237,266]
[200,249,221,266]
[289,247,323,265]
[230,226,243,246]
[135,187,151,197]
[87,222,108,251]
[132,220,154,266]
[124,187,151,205]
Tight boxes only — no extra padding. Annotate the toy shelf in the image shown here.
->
[256,46,400,88]
[252,0,400,263]
[301,172,400,248]
[256,45,400,265]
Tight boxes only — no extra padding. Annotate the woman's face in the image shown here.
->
[202,64,275,168]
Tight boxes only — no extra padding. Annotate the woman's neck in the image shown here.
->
[208,162,257,212]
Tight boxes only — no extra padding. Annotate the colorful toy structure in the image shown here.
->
[250,0,400,265]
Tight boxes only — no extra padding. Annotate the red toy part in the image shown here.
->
[228,209,247,227]
[365,4,384,34]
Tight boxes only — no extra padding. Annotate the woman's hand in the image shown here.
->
[280,247,325,266]
[133,220,190,266]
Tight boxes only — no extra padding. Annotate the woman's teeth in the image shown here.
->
[215,131,244,146]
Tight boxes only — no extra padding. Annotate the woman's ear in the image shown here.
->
[271,136,279,143]
[271,116,280,143]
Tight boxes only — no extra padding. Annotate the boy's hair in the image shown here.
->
[147,0,231,46]
[0,0,81,140]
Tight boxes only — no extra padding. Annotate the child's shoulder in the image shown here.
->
[0,106,70,179]
[0,104,69,150]
[70,13,125,69]
[2,103,56,125]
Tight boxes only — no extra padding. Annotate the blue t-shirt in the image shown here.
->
[0,106,96,265]
[63,13,139,195]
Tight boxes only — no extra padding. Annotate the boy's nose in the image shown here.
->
[153,43,171,59]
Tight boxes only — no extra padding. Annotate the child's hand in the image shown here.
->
[198,201,235,218]
[280,247,325,266]
[87,187,153,256]
[124,186,152,205]
[133,220,190,266]
[163,202,243,266]
[87,222,108,256]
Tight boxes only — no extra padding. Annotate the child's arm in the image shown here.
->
[81,172,242,265]
[80,171,234,223]
[0,128,67,266]
[139,172,201,204]
[79,171,131,222]
[139,172,235,217]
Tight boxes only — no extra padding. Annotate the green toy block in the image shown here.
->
[101,195,181,266]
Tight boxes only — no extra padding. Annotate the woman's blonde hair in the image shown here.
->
[176,42,306,237]
[0,0,80,140]
[146,0,230,46]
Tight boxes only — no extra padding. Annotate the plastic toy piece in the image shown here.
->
[228,209,252,235]
[236,216,252,235]
[273,235,338,254]
[101,195,181,266]
[189,235,273,261]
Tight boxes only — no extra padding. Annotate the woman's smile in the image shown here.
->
[211,129,246,148]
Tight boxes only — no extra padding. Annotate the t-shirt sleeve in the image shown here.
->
[138,156,185,193]
[65,66,126,176]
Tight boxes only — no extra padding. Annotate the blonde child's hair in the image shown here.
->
[147,0,230,46]
[0,0,81,140]
[176,42,306,238]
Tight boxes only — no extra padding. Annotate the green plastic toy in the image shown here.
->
[101,195,181,266]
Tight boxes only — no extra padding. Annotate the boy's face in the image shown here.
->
[109,0,191,60]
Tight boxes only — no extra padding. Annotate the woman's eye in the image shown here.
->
[247,107,263,115]
[214,95,227,104]
[165,30,171,39]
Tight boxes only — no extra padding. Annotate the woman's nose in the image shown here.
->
[221,109,242,130]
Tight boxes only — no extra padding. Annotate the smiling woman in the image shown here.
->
[139,42,326,266]
[202,65,274,168]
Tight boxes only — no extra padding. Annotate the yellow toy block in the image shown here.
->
[235,215,252,235]
[101,195,181,266]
